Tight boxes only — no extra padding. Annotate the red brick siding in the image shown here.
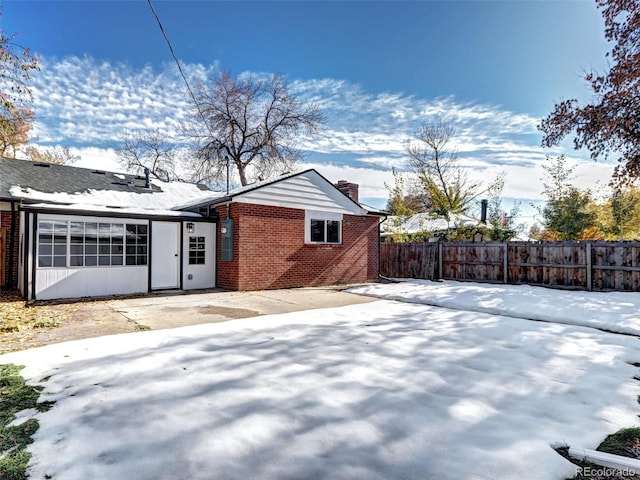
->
[0,210,19,287]
[216,202,379,291]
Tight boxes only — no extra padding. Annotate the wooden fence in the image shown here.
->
[380,241,439,280]
[381,241,640,292]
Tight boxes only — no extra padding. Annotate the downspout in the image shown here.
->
[8,200,17,289]
[378,215,388,281]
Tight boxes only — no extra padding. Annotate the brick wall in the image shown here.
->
[215,203,240,290]
[216,202,380,291]
[0,209,19,288]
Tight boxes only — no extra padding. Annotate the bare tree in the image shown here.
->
[406,119,501,222]
[116,129,179,182]
[23,145,79,165]
[184,70,324,186]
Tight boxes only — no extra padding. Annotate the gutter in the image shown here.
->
[377,215,388,281]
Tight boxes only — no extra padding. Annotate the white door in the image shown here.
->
[151,222,180,290]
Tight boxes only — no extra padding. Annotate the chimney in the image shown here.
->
[335,180,359,203]
[480,199,488,224]
[144,167,151,189]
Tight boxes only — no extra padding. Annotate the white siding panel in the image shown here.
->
[35,266,147,300]
[234,171,366,215]
[33,213,149,300]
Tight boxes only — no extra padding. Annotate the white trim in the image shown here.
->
[305,210,343,244]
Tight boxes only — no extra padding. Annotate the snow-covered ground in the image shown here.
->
[350,280,640,335]
[2,280,640,480]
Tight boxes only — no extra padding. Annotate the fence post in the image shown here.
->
[438,242,443,280]
[503,242,508,284]
[586,242,592,291]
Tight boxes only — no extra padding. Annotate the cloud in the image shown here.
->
[28,55,612,210]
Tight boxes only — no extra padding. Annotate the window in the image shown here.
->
[309,219,341,244]
[188,236,205,265]
[38,221,68,267]
[37,220,147,268]
[69,222,124,267]
[125,224,148,266]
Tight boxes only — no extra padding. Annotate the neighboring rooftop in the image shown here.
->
[381,212,488,237]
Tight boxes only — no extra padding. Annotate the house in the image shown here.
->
[381,212,489,242]
[0,157,383,300]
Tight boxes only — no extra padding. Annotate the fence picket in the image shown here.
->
[380,241,640,292]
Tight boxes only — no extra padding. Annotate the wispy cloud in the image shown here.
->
[28,55,605,208]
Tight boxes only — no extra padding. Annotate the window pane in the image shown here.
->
[112,256,123,266]
[39,245,52,256]
[39,234,52,243]
[70,245,83,255]
[310,219,324,242]
[54,235,67,244]
[53,256,66,267]
[126,255,136,265]
[98,256,110,266]
[39,257,52,267]
[70,256,83,267]
[54,223,67,235]
[137,255,147,265]
[138,225,147,235]
[85,256,97,266]
[99,245,110,255]
[70,222,84,242]
[54,245,67,255]
[39,222,53,235]
[112,244,123,255]
[85,245,97,255]
[85,223,98,243]
[327,221,340,243]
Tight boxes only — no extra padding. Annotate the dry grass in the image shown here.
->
[0,290,78,353]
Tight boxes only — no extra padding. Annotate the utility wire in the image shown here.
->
[146,0,213,136]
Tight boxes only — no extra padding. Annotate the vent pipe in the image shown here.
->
[144,167,151,189]
[480,199,488,224]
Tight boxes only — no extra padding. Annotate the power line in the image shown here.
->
[146,0,211,135]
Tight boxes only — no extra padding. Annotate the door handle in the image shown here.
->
[174,254,179,257]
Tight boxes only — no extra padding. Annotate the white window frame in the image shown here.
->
[305,210,343,244]
[36,216,148,269]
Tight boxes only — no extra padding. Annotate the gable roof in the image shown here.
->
[0,157,214,211]
[177,169,383,216]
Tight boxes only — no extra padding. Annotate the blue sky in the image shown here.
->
[3,0,617,221]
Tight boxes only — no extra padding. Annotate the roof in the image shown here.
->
[177,168,385,216]
[0,158,384,218]
[0,157,214,211]
[176,169,350,207]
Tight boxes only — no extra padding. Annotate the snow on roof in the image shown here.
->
[0,157,214,211]
[9,179,214,211]
[381,212,488,236]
